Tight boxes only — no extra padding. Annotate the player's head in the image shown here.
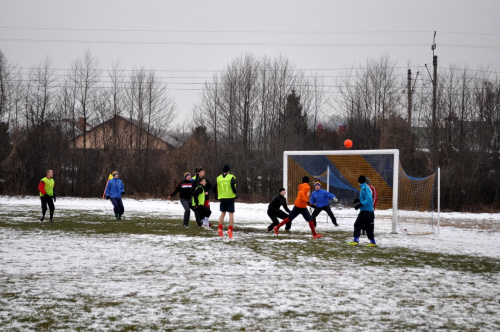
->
[223,164,230,173]
[302,176,310,183]
[314,182,321,190]
[279,187,286,195]
[184,172,191,180]
[112,170,119,177]
[199,178,207,186]
[358,175,366,184]
[46,169,53,178]
[196,166,205,178]
[366,177,371,184]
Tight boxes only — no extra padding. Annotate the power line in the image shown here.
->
[0,27,437,34]
[2,38,500,50]
[3,26,500,37]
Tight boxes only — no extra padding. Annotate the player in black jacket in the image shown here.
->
[266,187,291,232]
[168,172,194,227]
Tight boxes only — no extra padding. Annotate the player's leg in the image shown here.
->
[218,200,228,236]
[116,198,124,220]
[300,208,322,239]
[40,196,47,221]
[274,207,296,235]
[323,206,338,226]
[179,198,191,227]
[110,198,120,219]
[47,196,55,222]
[349,212,364,245]
[311,207,321,227]
[227,200,235,238]
[284,207,294,230]
[365,212,376,246]
[267,210,280,232]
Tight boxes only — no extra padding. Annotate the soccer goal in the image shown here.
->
[283,150,440,235]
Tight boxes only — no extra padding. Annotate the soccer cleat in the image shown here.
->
[117,214,122,220]
[218,228,224,237]
[273,226,279,235]
[365,243,377,247]
[40,216,44,222]
[202,225,211,230]
[227,229,233,239]
[348,241,359,246]
[183,224,189,228]
[313,233,323,239]
[49,218,53,223]
[334,223,339,227]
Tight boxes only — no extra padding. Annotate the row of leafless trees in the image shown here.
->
[0,49,498,211]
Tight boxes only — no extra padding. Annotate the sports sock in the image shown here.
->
[354,236,359,243]
[218,224,223,231]
[370,238,376,244]
[276,218,289,230]
[228,225,233,232]
[308,221,317,236]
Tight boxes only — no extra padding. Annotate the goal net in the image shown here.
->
[283,150,440,235]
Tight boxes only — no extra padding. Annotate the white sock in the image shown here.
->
[203,217,209,226]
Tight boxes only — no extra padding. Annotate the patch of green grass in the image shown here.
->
[231,313,244,321]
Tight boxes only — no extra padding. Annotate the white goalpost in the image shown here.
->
[283,149,440,235]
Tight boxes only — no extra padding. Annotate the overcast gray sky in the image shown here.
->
[1,0,499,126]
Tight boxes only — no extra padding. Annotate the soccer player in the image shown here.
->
[38,169,56,222]
[266,187,291,232]
[349,175,377,246]
[192,167,212,221]
[105,171,125,220]
[192,178,212,229]
[310,181,339,227]
[168,172,196,227]
[362,177,378,236]
[213,164,237,238]
[273,176,323,239]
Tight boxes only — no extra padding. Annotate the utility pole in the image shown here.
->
[432,55,438,150]
[431,32,438,154]
[407,69,412,126]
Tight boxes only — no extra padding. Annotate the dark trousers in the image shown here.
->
[267,208,289,231]
[179,198,191,226]
[190,206,202,226]
[40,196,55,218]
[196,206,212,219]
[110,197,124,215]
[311,205,337,226]
[354,211,374,240]
[286,206,312,230]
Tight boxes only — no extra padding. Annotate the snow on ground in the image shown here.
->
[3,195,499,258]
[1,196,499,331]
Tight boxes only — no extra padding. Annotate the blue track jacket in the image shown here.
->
[358,183,374,212]
[310,189,337,208]
[105,178,125,198]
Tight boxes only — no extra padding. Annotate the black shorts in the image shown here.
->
[219,199,235,213]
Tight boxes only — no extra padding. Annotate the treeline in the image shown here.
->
[0,50,499,211]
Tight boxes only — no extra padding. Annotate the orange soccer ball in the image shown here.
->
[344,139,353,148]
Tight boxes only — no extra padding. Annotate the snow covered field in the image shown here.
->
[1,196,499,331]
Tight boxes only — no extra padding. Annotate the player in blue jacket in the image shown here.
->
[309,181,339,227]
[349,175,376,246]
[105,170,125,220]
